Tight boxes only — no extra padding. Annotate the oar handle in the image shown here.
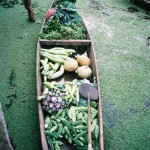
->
[88,93,92,150]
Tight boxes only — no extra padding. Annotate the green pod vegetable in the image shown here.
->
[51,120,57,126]
[48,62,55,70]
[74,120,86,125]
[41,53,64,63]
[49,65,64,80]
[55,143,61,150]
[77,112,83,120]
[74,131,87,140]
[41,48,68,55]
[68,137,73,144]
[44,64,49,71]
[79,137,87,144]
[92,119,97,132]
[50,126,58,133]
[64,126,71,136]
[47,137,54,150]
[56,109,63,118]
[73,139,84,146]
[53,63,61,71]
[43,82,51,89]
[61,111,66,118]
[94,125,99,140]
[68,106,76,122]
[45,116,51,125]
[75,125,87,130]
[65,134,69,139]
[57,124,63,134]
[76,146,87,150]
[53,140,63,145]
[71,84,77,97]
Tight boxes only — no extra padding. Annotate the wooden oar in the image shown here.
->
[79,83,99,150]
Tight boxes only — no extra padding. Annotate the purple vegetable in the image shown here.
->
[49,102,54,108]
[55,103,61,109]
[61,100,66,106]
[51,97,57,103]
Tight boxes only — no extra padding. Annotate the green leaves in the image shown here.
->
[68,106,76,122]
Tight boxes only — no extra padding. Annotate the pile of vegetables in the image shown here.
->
[40,47,76,81]
[44,106,99,150]
[40,47,93,80]
[38,78,99,150]
[39,1,87,40]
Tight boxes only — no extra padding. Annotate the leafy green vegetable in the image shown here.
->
[40,1,87,40]
[68,106,76,122]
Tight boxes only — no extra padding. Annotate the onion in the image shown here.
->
[64,58,78,72]
[76,66,92,78]
[77,55,91,66]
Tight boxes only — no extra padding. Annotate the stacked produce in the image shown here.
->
[40,47,93,80]
[44,106,99,150]
[40,47,76,81]
[39,0,87,40]
[38,78,99,150]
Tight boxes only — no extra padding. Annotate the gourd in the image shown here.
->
[76,55,90,66]
[76,66,92,78]
[64,58,78,72]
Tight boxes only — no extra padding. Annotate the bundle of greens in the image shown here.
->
[40,1,87,40]
[56,0,76,4]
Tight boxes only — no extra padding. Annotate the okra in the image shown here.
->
[71,84,77,97]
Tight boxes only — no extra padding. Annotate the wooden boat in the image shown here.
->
[36,1,104,150]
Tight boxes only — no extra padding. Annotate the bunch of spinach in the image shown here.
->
[56,0,76,4]
[40,1,87,40]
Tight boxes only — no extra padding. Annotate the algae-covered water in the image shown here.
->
[0,0,150,150]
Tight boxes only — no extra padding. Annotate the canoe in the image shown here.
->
[36,1,104,150]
